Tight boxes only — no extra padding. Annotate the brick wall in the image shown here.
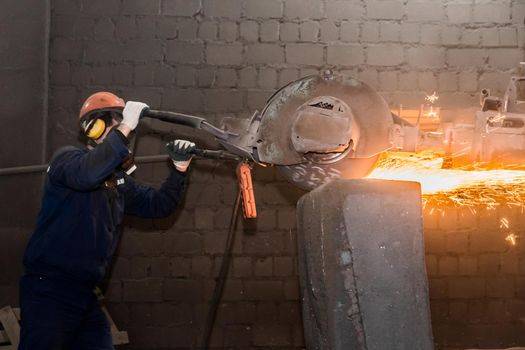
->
[0,0,524,348]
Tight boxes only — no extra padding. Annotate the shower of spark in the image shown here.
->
[367,152,525,209]
[425,92,439,104]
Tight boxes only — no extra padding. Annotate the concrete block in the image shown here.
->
[260,20,280,42]
[245,0,283,18]
[487,277,515,298]
[162,0,201,16]
[253,324,292,346]
[481,27,499,47]
[327,44,364,66]
[150,257,170,277]
[420,24,441,45]
[247,89,273,109]
[177,19,198,40]
[378,71,398,92]
[446,232,469,253]
[299,21,319,42]
[438,256,459,276]
[462,29,481,46]
[203,0,242,19]
[93,17,115,38]
[448,277,485,298]
[458,256,478,275]
[233,257,252,277]
[277,207,296,230]
[401,23,420,43]
[176,65,196,87]
[122,0,160,15]
[447,48,487,67]
[442,26,461,46]
[406,1,445,21]
[359,69,379,90]
[246,44,284,64]
[245,281,283,300]
[240,20,258,41]
[123,279,163,302]
[284,280,300,300]
[164,231,202,254]
[238,66,257,87]
[425,254,438,276]
[216,68,237,87]
[379,22,400,42]
[258,68,278,89]
[438,71,458,92]
[219,21,238,42]
[191,256,212,277]
[340,21,359,42]
[319,20,338,42]
[280,22,299,42]
[488,48,524,69]
[166,42,204,64]
[244,232,285,255]
[254,257,273,276]
[408,47,445,68]
[478,253,500,275]
[367,44,404,66]
[474,2,511,23]
[203,89,244,112]
[284,0,323,19]
[325,1,364,20]
[446,3,472,23]
[161,88,203,112]
[198,21,218,40]
[82,0,119,15]
[459,71,479,92]
[499,27,518,46]
[398,71,418,91]
[115,16,137,41]
[418,71,438,91]
[285,44,324,65]
[170,257,191,278]
[164,279,203,302]
[206,43,243,65]
[156,18,177,39]
[274,256,294,276]
[361,22,379,42]
[366,0,404,20]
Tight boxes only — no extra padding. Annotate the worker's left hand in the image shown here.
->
[166,139,196,172]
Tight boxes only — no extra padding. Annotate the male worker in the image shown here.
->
[19,92,194,350]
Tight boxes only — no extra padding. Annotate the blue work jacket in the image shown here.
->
[23,130,186,286]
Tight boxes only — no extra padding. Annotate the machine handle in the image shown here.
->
[141,108,237,141]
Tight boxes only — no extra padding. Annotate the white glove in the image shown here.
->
[166,140,196,172]
[121,101,149,130]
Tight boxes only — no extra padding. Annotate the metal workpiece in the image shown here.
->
[296,179,433,350]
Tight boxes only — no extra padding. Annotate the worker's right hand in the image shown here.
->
[121,101,149,130]
[166,140,196,172]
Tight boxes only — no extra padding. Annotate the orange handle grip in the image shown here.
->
[236,163,257,219]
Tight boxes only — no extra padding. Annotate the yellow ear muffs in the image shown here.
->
[86,118,106,140]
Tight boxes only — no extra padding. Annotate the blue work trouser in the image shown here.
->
[18,274,113,350]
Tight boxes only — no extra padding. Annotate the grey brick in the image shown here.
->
[166,42,204,64]
[238,66,257,87]
[274,256,294,276]
[162,88,203,112]
[123,279,163,302]
[340,21,360,42]
[481,28,500,47]
[420,24,441,45]
[258,68,278,89]
[122,0,160,15]
[253,324,292,346]
[367,0,404,20]
[499,27,518,46]
[206,43,243,65]
[260,21,280,42]
[459,71,479,92]
[285,44,323,65]
[216,68,237,87]
[176,65,196,86]
[325,1,364,20]
[284,0,323,19]
[474,3,511,23]
[361,22,379,42]
[319,20,338,42]
[244,232,285,255]
[203,89,244,112]
[93,17,115,38]
[512,3,525,24]
[448,278,485,298]
[379,71,398,92]
[462,29,481,46]
[164,279,204,302]
[244,0,283,18]
[247,89,273,109]
[299,21,319,42]
[82,0,119,15]
[219,22,238,42]
[84,42,123,63]
[203,0,242,19]
[487,277,515,298]
[115,16,137,41]
[438,256,458,276]
[447,48,487,67]
[192,256,212,277]
[438,71,458,92]
[442,26,461,46]
[240,20,258,41]
[407,47,445,68]
[398,71,418,91]
[280,22,299,42]
[254,257,273,276]
[401,23,420,43]
[162,0,201,16]
[113,64,134,85]
[359,69,379,90]
[406,1,445,21]
[327,44,364,66]
[367,45,404,66]
[245,280,283,300]
[198,21,218,40]
[51,38,84,61]
[177,19,199,40]
[446,3,472,23]
[156,18,177,39]
[488,48,524,69]
[164,231,202,254]
[380,22,400,42]
[246,44,284,64]
[233,257,252,277]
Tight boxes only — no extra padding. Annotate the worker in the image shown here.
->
[18,92,195,350]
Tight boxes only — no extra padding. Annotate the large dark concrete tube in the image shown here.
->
[296,179,434,350]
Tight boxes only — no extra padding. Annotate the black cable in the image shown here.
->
[196,185,242,349]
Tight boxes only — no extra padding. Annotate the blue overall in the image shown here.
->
[19,130,186,350]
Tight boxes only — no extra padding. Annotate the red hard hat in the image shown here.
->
[79,91,125,121]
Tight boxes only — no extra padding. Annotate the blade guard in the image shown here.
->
[236,163,257,219]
